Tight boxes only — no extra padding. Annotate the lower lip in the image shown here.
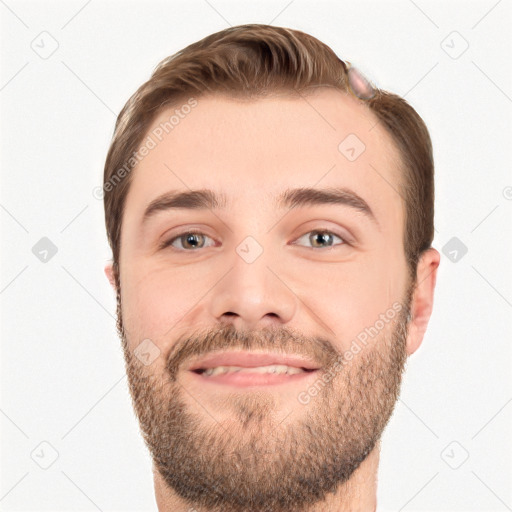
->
[188,369,319,387]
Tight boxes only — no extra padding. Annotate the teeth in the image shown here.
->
[202,365,305,377]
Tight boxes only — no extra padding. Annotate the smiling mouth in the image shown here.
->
[193,364,315,376]
[189,366,319,387]
[186,351,321,387]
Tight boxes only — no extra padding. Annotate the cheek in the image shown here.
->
[289,254,405,349]
[120,263,201,347]
[121,252,237,355]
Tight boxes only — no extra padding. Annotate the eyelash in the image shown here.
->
[160,228,348,251]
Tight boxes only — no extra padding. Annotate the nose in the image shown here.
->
[208,245,298,331]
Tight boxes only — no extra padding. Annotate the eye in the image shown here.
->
[292,229,346,250]
[160,228,347,252]
[161,230,216,251]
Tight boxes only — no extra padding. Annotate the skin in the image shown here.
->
[105,87,440,511]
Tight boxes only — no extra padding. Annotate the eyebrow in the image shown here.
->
[142,186,378,226]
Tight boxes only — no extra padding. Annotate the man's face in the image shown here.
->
[114,88,414,511]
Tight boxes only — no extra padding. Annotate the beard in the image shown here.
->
[115,279,411,512]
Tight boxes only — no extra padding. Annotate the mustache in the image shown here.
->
[165,324,341,380]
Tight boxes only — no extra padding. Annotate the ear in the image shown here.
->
[104,261,117,291]
[406,248,441,356]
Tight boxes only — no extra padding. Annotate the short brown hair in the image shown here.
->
[103,23,434,285]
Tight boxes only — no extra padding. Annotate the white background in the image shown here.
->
[1,0,511,510]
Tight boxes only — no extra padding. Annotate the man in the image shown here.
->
[102,24,440,512]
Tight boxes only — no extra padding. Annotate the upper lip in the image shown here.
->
[187,351,321,372]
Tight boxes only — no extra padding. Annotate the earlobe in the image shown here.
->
[406,248,441,356]
[104,261,117,291]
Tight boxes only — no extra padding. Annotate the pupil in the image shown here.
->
[312,232,332,247]
[185,234,202,249]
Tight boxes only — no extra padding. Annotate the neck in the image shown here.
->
[153,441,380,512]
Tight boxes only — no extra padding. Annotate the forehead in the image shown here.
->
[123,88,404,230]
